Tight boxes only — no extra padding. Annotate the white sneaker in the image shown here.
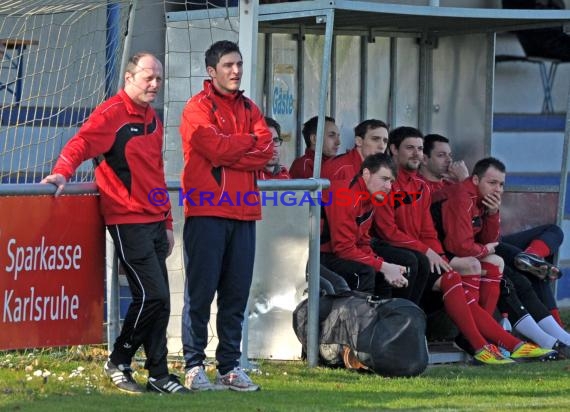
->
[215,367,260,392]
[185,366,214,391]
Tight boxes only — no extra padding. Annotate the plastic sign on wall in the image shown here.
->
[272,63,297,167]
[0,195,105,349]
[272,64,296,140]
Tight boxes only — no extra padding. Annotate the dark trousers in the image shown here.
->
[320,253,376,294]
[371,241,429,305]
[321,253,378,295]
[498,266,550,324]
[108,222,170,378]
[497,224,563,311]
[499,224,563,262]
[182,216,255,374]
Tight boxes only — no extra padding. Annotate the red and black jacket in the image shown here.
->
[179,80,273,221]
[372,168,443,254]
[431,179,500,258]
[321,177,384,272]
[258,165,291,180]
[53,89,172,228]
[321,147,363,182]
[289,148,333,179]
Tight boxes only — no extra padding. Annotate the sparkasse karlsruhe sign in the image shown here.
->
[0,195,105,349]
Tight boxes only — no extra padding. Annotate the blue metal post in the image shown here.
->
[106,2,121,99]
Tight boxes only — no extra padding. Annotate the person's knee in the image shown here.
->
[481,254,504,273]
[546,224,564,245]
[451,256,481,275]
[437,270,462,293]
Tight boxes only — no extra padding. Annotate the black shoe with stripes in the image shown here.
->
[104,360,144,394]
[147,374,192,394]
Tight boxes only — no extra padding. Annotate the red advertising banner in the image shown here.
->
[0,195,105,349]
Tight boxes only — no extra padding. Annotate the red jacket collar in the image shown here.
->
[354,175,367,192]
[118,89,148,117]
[348,147,363,163]
[462,178,483,202]
[397,167,418,183]
[304,147,333,161]
[203,79,243,101]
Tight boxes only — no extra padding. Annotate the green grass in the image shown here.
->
[2,347,570,411]
[2,312,570,411]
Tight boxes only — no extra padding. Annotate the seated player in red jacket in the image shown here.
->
[320,153,408,296]
[431,157,505,316]
[433,157,570,357]
[322,119,389,182]
[418,133,469,199]
[373,127,556,364]
[289,115,340,178]
[258,117,291,180]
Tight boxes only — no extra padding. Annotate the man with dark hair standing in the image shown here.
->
[42,52,189,394]
[179,40,273,392]
[289,115,340,178]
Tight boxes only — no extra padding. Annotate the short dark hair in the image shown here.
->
[301,115,335,148]
[389,126,423,150]
[264,117,281,138]
[360,153,397,177]
[472,157,506,178]
[354,119,389,139]
[205,40,242,69]
[423,134,449,156]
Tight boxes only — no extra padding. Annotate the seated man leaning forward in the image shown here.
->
[374,127,556,364]
[320,153,408,296]
[430,156,558,361]
[431,157,506,317]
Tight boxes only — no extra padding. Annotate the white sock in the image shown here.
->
[514,314,558,349]
[538,316,570,346]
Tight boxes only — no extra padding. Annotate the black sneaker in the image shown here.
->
[553,341,570,359]
[514,252,551,279]
[147,374,192,394]
[104,360,144,394]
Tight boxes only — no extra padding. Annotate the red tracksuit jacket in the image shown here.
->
[321,177,384,272]
[321,147,363,182]
[436,179,500,258]
[289,148,332,179]
[373,168,443,254]
[179,80,273,221]
[52,89,172,228]
[258,165,291,180]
